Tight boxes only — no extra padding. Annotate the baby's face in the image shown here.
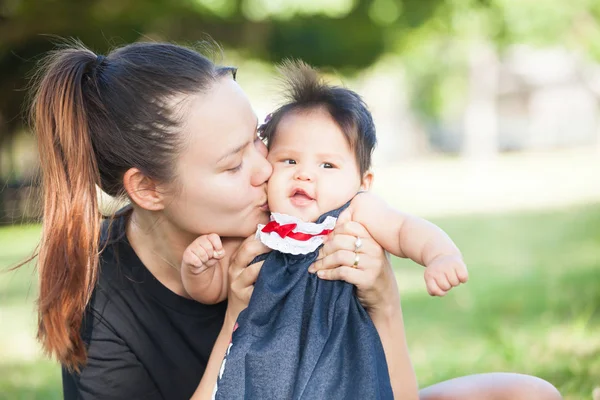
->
[266,108,369,222]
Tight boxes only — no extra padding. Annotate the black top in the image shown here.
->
[62,210,227,400]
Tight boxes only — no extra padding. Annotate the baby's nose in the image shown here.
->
[294,168,313,181]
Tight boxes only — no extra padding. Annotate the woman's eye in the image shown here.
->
[227,162,243,173]
[320,162,334,169]
[283,159,296,165]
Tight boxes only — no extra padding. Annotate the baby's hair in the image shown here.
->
[259,60,376,175]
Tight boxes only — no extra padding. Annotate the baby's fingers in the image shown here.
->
[189,237,214,264]
[182,246,210,275]
[182,246,204,268]
[456,263,469,283]
[316,266,361,284]
[206,233,225,259]
[426,277,448,297]
[435,274,452,292]
[446,269,461,287]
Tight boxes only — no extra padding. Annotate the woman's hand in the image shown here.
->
[309,208,400,317]
[225,235,271,323]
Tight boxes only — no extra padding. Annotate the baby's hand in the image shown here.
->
[182,233,226,275]
[424,254,469,297]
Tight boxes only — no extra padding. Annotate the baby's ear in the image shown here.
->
[360,170,374,191]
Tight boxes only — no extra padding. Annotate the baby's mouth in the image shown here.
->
[290,188,315,207]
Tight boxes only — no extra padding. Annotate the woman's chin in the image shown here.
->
[257,210,270,226]
[235,209,270,238]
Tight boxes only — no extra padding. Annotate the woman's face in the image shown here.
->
[161,77,272,238]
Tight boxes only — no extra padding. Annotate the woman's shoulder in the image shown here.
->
[87,209,148,334]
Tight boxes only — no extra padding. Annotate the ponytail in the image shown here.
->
[31,47,102,372]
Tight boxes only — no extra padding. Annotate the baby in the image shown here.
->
[181,60,468,304]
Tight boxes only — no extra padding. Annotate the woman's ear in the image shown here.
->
[360,171,374,191]
[123,167,165,211]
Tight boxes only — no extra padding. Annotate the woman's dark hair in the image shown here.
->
[29,40,236,372]
[259,60,376,175]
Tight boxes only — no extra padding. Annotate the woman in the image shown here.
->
[29,40,561,399]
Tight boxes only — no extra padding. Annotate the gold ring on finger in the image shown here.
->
[354,236,362,252]
[353,252,360,268]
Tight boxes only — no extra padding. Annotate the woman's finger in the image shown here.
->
[311,249,359,273]
[318,235,372,266]
[336,207,352,226]
[233,261,264,289]
[230,236,270,274]
[314,232,383,273]
[332,220,370,238]
[316,266,362,284]
[325,232,376,254]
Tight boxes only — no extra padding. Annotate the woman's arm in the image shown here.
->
[193,311,238,398]
[369,264,420,400]
[191,236,269,400]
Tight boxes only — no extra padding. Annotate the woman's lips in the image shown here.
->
[259,201,270,212]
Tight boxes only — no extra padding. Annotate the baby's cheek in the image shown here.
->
[266,172,286,210]
[320,178,357,211]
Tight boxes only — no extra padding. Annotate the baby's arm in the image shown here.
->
[181,235,242,304]
[351,193,468,296]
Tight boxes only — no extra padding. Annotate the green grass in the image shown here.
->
[395,205,600,399]
[1,206,599,399]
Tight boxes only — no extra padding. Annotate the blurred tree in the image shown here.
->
[0,2,444,152]
[1,0,600,220]
[0,0,447,222]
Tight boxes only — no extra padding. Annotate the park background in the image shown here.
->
[1,0,600,398]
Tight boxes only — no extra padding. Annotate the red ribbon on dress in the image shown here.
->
[261,221,332,241]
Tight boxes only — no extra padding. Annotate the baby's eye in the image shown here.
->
[320,162,335,169]
[283,159,296,165]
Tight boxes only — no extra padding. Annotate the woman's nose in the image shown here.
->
[251,145,273,187]
[255,137,268,158]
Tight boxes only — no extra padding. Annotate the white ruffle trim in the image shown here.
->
[256,213,337,255]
